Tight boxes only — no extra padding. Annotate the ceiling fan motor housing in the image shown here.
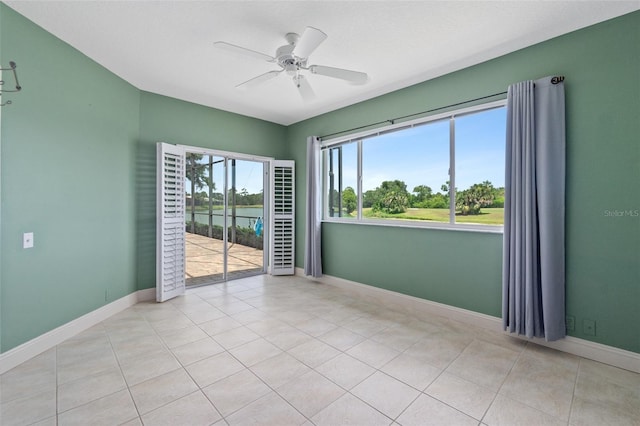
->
[276,37,307,75]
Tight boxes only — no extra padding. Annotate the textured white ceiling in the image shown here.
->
[5,1,639,125]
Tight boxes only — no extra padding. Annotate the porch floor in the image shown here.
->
[186,232,264,285]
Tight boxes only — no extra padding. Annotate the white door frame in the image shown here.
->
[178,145,274,279]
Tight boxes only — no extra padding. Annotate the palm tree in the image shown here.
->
[186,154,214,233]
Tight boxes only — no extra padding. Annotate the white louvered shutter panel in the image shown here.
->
[270,160,295,275]
[156,143,186,302]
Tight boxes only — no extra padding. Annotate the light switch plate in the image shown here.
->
[23,232,34,249]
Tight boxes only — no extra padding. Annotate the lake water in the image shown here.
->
[187,207,264,229]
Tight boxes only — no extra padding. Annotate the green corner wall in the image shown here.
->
[286,11,640,353]
[0,5,286,353]
[1,4,638,355]
[0,4,140,351]
[0,3,4,353]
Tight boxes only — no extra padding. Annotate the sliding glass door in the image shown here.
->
[184,151,267,286]
[225,158,266,280]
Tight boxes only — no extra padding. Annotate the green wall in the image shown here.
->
[136,92,287,291]
[0,5,287,353]
[0,4,140,352]
[287,11,640,353]
[0,3,4,353]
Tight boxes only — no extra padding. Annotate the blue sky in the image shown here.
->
[186,106,506,197]
[186,157,264,195]
[338,106,506,194]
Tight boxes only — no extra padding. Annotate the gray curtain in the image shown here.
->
[502,76,566,341]
[304,136,322,277]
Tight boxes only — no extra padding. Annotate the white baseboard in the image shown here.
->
[137,287,156,303]
[0,288,156,375]
[296,268,640,373]
[4,275,638,375]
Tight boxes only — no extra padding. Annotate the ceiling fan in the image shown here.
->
[214,27,368,101]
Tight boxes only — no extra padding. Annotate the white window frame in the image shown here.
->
[320,99,507,233]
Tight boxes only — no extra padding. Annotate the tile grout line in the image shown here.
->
[131,296,223,423]
[185,290,305,425]
[219,290,302,423]
[54,325,136,421]
[477,339,529,425]
[198,285,395,424]
[567,358,583,426]
[55,342,59,426]
[9,276,637,426]
[104,313,144,425]
[176,291,229,423]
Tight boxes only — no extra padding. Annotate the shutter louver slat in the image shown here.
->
[156,143,186,302]
[270,161,295,275]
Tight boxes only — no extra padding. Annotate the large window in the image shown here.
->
[322,101,506,229]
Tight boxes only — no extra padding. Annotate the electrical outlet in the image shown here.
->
[565,316,575,332]
[583,319,596,336]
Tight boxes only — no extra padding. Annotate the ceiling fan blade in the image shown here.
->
[294,75,316,101]
[214,41,275,62]
[236,70,282,89]
[292,26,327,59]
[309,65,368,85]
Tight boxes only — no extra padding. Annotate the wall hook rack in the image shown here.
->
[1,61,22,106]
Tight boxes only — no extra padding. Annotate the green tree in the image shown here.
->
[245,190,263,206]
[456,181,495,215]
[490,187,505,208]
[363,189,379,208]
[186,154,213,232]
[238,187,249,205]
[425,192,449,209]
[194,191,208,206]
[186,154,209,191]
[372,180,410,214]
[416,181,450,209]
[342,187,357,214]
[412,185,433,207]
[211,192,224,205]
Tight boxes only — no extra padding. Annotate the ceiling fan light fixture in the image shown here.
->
[285,64,298,76]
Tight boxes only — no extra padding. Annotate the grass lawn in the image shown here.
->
[361,207,504,225]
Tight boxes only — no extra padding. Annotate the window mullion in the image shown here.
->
[357,139,363,220]
[338,146,343,217]
[321,149,328,219]
[328,149,335,217]
[449,117,456,224]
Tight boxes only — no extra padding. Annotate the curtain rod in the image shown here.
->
[320,90,508,140]
[319,76,565,140]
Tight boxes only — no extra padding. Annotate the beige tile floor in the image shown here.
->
[186,233,263,286]
[1,274,639,426]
